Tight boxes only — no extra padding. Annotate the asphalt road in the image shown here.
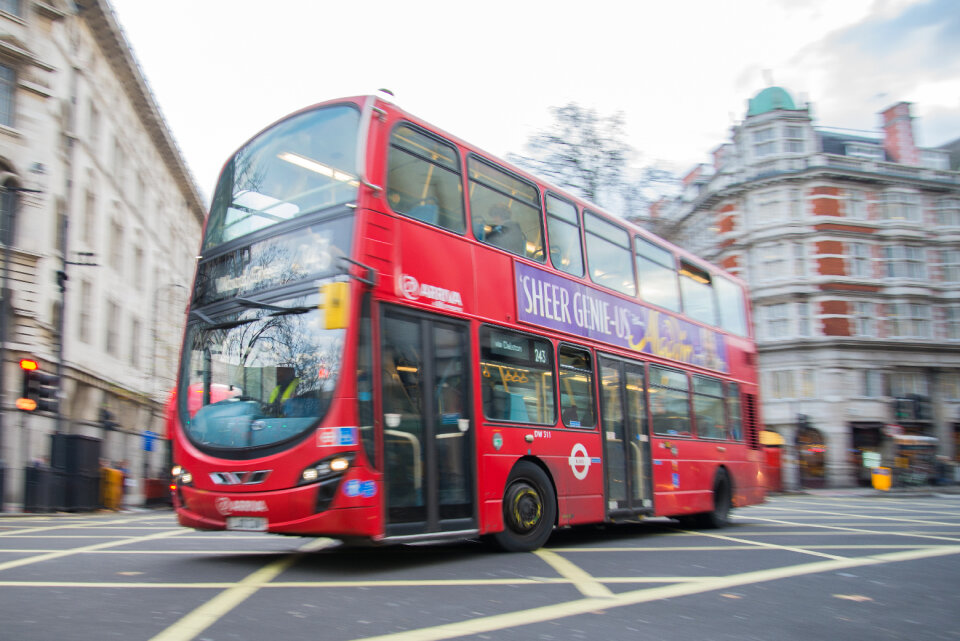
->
[1,493,959,641]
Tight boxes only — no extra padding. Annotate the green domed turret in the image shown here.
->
[747,87,797,116]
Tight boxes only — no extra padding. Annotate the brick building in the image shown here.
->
[653,87,960,488]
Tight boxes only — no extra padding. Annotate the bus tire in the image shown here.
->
[698,469,732,529]
[492,461,556,552]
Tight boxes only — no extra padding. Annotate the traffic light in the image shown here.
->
[17,358,59,413]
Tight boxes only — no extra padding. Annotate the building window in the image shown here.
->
[937,198,960,227]
[846,143,884,161]
[79,280,92,343]
[881,191,921,223]
[884,245,925,279]
[0,1,21,16]
[796,301,810,337]
[887,303,931,339]
[83,187,96,245]
[848,242,871,278]
[752,127,777,157]
[88,100,101,145]
[941,249,960,283]
[105,300,120,355]
[762,303,791,340]
[945,306,960,341]
[863,370,885,397]
[130,318,141,368]
[889,371,927,397]
[783,126,805,154]
[756,243,789,281]
[750,188,787,226]
[854,302,875,337]
[793,242,805,276]
[941,372,960,400]
[109,220,123,271]
[799,369,815,398]
[846,189,867,220]
[0,63,14,127]
[768,370,795,399]
[1,179,18,246]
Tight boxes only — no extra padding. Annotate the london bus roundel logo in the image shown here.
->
[400,274,420,300]
[568,443,591,480]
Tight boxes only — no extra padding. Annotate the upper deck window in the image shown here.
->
[635,236,679,312]
[545,194,584,277]
[679,260,717,326]
[468,157,544,262]
[584,211,635,296]
[715,275,748,336]
[387,124,465,233]
[204,105,360,251]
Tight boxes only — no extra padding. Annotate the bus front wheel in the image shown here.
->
[492,461,556,552]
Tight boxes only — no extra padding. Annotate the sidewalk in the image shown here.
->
[776,484,960,498]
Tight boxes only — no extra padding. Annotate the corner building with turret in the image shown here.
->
[653,87,960,488]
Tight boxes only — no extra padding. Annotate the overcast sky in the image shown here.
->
[108,0,960,205]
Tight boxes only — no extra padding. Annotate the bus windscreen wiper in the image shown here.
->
[235,297,313,315]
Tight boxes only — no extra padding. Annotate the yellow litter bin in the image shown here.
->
[871,467,892,491]
[101,467,124,510]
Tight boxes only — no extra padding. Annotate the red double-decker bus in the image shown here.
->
[170,95,765,551]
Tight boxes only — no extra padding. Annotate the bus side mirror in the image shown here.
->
[320,281,350,329]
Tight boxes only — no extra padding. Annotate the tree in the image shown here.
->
[509,103,630,203]
[509,103,679,220]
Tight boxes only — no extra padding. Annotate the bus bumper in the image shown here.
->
[175,482,380,538]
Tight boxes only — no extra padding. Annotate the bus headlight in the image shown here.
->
[173,466,193,486]
[298,453,355,486]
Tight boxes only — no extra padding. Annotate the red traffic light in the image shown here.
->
[19,358,38,371]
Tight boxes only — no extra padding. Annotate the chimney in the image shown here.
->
[881,102,919,165]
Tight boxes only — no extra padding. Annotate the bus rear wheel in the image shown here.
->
[698,470,732,528]
[492,461,556,552]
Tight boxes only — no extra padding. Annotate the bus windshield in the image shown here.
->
[179,290,344,453]
[203,104,361,250]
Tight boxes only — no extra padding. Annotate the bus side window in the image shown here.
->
[692,375,725,439]
[546,194,584,277]
[468,156,545,262]
[558,345,596,428]
[479,326,555,424]
[649,365,691,436]
[584,211,635,296]
[727,382,743,441]
[635,236,680,312]
[387,124,465,234]
[679,260,717,326]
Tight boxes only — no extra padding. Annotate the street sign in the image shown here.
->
[143,430,157,452]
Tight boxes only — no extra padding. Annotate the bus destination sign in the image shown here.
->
[515,262,728,373]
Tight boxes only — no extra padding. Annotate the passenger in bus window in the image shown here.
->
[484,205,526,255]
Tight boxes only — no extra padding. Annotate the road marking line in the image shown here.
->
[533,549,614,598]
[348,545,960,641]
[679,530,847,560]
[755,506,959,526]
[0,576,714,589]
[148,538,335,641]
[747,515,960,543]
[0,529,184,572]
[0,516,160,537]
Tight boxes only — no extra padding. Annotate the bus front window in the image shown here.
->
[180,291,344,453]
[203,104,361,250]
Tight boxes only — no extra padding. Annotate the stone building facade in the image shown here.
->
[0,0,205,507]
[653,87,960,488]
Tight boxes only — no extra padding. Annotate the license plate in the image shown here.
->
[226,517,268,531]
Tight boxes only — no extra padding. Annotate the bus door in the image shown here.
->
[380,307,475,538]
[598,356,653,516]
